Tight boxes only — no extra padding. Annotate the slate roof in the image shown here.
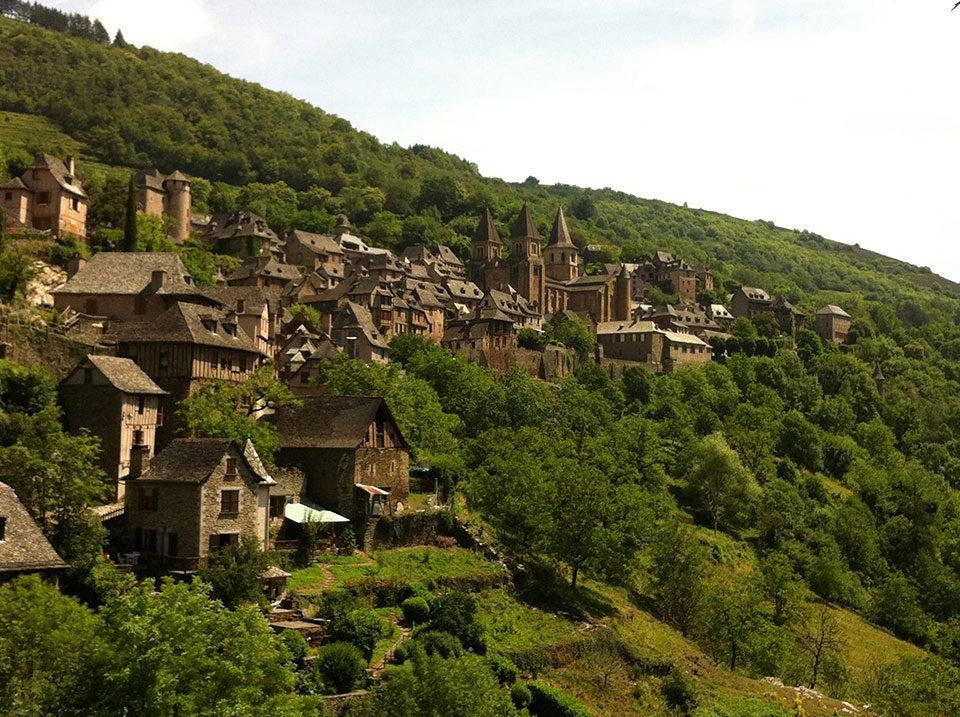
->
[739,286,772,302]
[200,285,277,317]
[816,304,851,318]
[28,154,87,198]
[596,319,710,346]
[205,211,278,242]
[136,438,274,484]
[435,245,463,266]
[548,207,574,247]
[511,203,540,239]
[287,229,344,256]
[106,302,261,354]
[473,208,501,244]
[135,169,165,191]
[277,395,407,450]
[83,355,167,395]
[53,252,199,296]
[226,256,302,283]
[333,301,389,349]
[0,177,29,191]
[0,482,69,574]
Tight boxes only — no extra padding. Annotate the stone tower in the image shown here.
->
[467,208,507,292]
[162,171,192,243]
[507,203,545,309]
[544,207,581,283]
[615,264,632,321]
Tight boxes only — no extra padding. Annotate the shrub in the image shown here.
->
[392,639,415,664]
[415,630,463,659]
[279,629,309,664]
[511,682,532,709]
[401,596,430,625]
[312,642,367,694]
[338,526,357,554]
[330,609,391,661]
[660,668,698,716]
[527,681,594,717]
[428,591,486,653]
[314,589,359,623]
[488,653,519,685]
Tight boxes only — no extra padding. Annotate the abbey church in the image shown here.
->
[467,203,633,325]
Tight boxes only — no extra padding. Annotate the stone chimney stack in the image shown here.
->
[66,255,86,279]
[66,156,75,176]
[151,270,167,292]
[129,443,151,479]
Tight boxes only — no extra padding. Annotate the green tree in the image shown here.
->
[795,606,844,689]
[651,524,708,637]
[122,173,138,251]
[687,433,759,531]
[198,535,269,609]
[700,572,764,671]
[177,365,300,465]
[306,642,367,694]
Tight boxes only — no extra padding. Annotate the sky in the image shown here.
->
[53,0,960,280]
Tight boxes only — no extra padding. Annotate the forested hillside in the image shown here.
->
[6,11,960,717]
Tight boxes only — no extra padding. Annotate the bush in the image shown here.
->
[312,642,368,694]
[488,653,520,685]
[392,639,415,664]
[401,596,430,625]
[330,609,391,661]
[338,526,357,554]
[660,668,698,716]
[527,681,593,717]
[415,630,463,659]
[279,629,309,664]
[511,682,532,709]
[428,591,486,654]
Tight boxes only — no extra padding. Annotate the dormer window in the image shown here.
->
[202,319,218,334]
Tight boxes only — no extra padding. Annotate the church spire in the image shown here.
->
[548,206,574,247]
[473,207,501,245]
[510,203,540,239]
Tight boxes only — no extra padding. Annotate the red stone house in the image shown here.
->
[0,154,87,240]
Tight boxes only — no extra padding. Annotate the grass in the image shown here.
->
[475,588,579,654]
[825,604,924,684]
[405,491,434,512]
[0,111,85,157]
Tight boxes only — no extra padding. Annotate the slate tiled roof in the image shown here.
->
[200,285,277,317]
[0,482,69,574]
[547,207,574,247]
[54,252,199,296]
[473,208,501,244]
[739,286,772,302]
[511,203,540,239]
[277,395,407,449]
[136,438,274,484]
[333,302,389,349]
[226,256,302,283]
[29,154,87,198]
[205,211,278,243]
[435,245,463,266]
[106,302,261,354]
[816,305,851,318]
[288,229,344,256]
[84,355,167,395]
[0,177,29,191]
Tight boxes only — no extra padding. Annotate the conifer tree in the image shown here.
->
[122,174,138,251]
[112,29,127,48]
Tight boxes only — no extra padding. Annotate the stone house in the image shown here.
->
[730,286,774,319]
[123,438,274,570]
[52,252,215,322]
[0,154,87,240]
[597,319,712,372]
[203,211,278,258]
[201,285,281,358]
[284,229,346,283]
[0,481,69,585]
[106,301,264,447]
[814,305,852,344]
[773,296,806,335]
[226,256,302,296]
[441,306,517,372]
[60,355,167,501]
[329,301,390,362]
[134,169,192,243]
[276,395,410,522]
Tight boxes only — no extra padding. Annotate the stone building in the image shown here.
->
[135,169,192,243]
[0,481,69,585]
[123,438,274,570]
[441,306,517,372]
[226,256,302,296]
[814,305,852,344]
[60,355,167,501]
[596,319,712,372]
[730,286,774,319]
[329,301,389,362]
[106,301,264,448]
[284,229,346,284]
[203,211,278,258]
[0,154,87,240]
[52,252,215,322]
[276,395,410,522]
[201,285,281,358]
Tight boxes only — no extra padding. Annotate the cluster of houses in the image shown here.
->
[0,156,856,584]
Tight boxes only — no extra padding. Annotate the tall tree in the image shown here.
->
[687,433,759,532]
[122,173,138,251]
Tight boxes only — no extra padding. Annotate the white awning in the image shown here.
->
[355,483,389,496]
[284,501,350,524]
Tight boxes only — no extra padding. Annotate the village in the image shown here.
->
[0,152,857,589]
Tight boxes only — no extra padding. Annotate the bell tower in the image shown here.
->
[544,207,581,283]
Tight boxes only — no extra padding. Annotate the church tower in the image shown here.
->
[544,207,581,283]
[506,203,545,310]
[467,207,506,292]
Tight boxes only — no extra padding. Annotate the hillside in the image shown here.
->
[7,12,960,717]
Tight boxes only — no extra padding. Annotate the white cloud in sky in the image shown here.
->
[51,0,960,279]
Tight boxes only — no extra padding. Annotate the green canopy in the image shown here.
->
[284,502,350,524]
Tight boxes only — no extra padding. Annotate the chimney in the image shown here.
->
[66,255,86,279]
[129,444,151,479]
[65,156,75,176]
[151,270,167,292]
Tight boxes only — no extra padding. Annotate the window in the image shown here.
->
[220,355,232,371]
[220,489,240,514]
[208,533,239,552]
[157,402,164,427]
[70,197,79,211]
[83,367,93,384]
[132,429,144,446]
[225,458,237,476]
[37,191,50,205]
[269,495,286,519]
[376,421,386,448]
[0,516,6,541]
[141,529,157,552]
[139,486,158,512]
[300,370,310,384]
[166,532,178,557]
[3,191,11,201]
[137,396,145,414]
[210,352,218,370]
